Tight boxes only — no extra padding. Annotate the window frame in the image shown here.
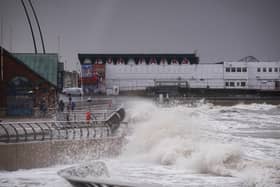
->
[242,67,247,72]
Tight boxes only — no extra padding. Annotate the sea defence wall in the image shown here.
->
[0,137,123,171]
[0,107,125,171]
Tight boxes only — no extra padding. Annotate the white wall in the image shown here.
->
[105,61,280,91]
[247,62,280,90]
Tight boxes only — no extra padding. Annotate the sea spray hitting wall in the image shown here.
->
[122,101,241,174]
[117,100,280,186]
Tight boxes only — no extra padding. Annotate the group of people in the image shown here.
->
[58,100,75,112]
[58,94,75,112]
[58,94,76,121]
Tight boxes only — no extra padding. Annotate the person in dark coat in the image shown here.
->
[71,101,75,111]
[58,100,65,112]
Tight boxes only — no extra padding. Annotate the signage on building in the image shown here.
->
[81,63,106,94]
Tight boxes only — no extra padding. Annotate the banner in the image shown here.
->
[81,64,106,94]
[81,64,93,78]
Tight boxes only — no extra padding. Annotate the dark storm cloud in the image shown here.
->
[0,0,280,70]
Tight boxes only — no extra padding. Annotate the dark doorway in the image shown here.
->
[7,76,34,116]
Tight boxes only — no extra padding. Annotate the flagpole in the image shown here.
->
[1,47,3,81]
[1,17,3,46]
[1,17,3,80]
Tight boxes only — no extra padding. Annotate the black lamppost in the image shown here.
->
[21,0,37,54]
[20,0,46,54]
[27,0,46,54]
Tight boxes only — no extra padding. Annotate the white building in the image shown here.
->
[106,58,280,93]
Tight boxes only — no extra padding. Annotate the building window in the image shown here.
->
[237,67,241,72]
[236,82,240,86]
[226,68,230,72]
[241,82,246,87]
[231,68,236,72]
[242,67,247,72]
[225,82,229,87]
[263,68,267,72]
[8,76,33,95]
[257,68,261,72]
[274,68,278,72]
[269,68,272,72]
[230,82,235,87]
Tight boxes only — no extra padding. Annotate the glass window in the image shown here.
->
[226,68,230,72]
[242,67,247,72]
[236,82,240,86]
[269,68,272,72]
[241,82,246,87]
[230,82,235,87]
[263,68,266,72]
[8,76,32,95]
[225,82,229,87]
[237,67,241,72]
[274,68,278,72]
[257,68,261,72]
[231,68,236,72]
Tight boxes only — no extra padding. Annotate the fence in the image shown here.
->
[0,107,125,143]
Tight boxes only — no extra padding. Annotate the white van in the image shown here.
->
[62,87,84,96]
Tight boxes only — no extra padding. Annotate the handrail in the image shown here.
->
[24,122,37,141]
[0,123,10,143]
[9,123,19,142]
[0,121,109,143]
[0,106,124,143]
[17,123,28,142]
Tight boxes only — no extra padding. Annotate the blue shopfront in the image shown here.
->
[7,76,34,116]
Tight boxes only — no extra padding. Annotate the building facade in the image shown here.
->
[78,53,280,95]
[78,53,199,94]
[0,47,59,116]
[63,71,79,88]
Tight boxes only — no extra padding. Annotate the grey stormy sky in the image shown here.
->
[0,0,280,70]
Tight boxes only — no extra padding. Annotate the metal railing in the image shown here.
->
[0,121,110,143]
[0,107,125,143]
[56,109,115,122]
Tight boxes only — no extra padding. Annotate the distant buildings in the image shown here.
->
[78,53,199,94]
[78,53,280,95]
[63,71,79,88]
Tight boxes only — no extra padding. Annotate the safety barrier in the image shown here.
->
[0,107,125,143]
[0,121,110,143]
[56,109,115,121]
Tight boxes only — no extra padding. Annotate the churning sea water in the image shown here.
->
[1,99,280,187]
